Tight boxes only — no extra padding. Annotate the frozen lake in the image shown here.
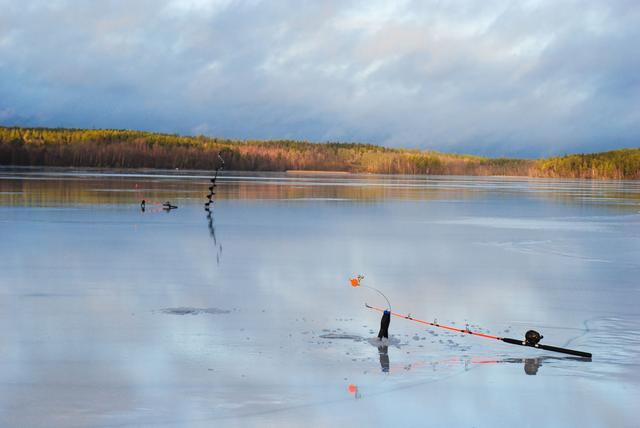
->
[1,168,639,427]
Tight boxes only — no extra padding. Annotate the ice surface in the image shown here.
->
[1,168,639,427]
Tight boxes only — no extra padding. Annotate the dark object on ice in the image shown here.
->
[501,336,591,358]
[503,328,590,358]
[377,309,391,339]
[162,201,178,210]
[525,330,543,345]
[160,307,230,315]
[378,345,390,372]
[140,199,146,211]
[205,153,225,211]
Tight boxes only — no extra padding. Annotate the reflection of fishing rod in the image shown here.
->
[364,303,592,358]
[376,353,542,376]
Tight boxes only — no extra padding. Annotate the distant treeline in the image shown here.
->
[1,126,639,179]
[533,149,640,179]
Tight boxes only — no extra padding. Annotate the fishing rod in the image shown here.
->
[364,303,592,359]
[350,275,391,310]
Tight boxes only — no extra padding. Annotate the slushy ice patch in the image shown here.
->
[319,333,363,341]
[159,307,231,315]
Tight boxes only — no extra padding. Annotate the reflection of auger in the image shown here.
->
[204,153,224,264]
[204,153,225,211]
[206,209,222,265]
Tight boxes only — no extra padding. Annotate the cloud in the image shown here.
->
[0,0,638,156]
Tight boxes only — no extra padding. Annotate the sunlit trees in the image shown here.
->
[1,126,638,179]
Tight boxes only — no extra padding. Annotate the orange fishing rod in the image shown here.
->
[365,303,501,340]
[352,277,592,358]
[363,303,591,358]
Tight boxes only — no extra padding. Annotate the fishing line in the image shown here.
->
[350,275,391,311]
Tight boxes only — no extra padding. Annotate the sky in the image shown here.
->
[0,0,638,157]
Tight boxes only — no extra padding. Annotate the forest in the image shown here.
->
[1,126,638,179]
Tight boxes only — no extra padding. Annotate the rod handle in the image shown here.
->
[502,338,592,359]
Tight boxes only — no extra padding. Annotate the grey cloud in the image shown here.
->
[0,0,638,156]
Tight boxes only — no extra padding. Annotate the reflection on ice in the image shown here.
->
[378,345,390,373]
[366,336,403,348]
[439,217,606,231]
[477,240,614,263]
[206,209,223,265]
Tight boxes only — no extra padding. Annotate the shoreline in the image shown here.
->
[1,165,638,182]
[286,170,351,175]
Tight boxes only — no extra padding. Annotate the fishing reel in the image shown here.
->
[525,330,543,346]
